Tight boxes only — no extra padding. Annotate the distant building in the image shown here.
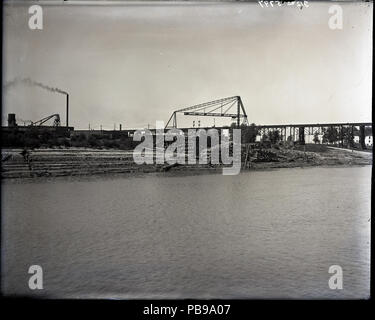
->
[365,136,373,147]
[354,134,373,147]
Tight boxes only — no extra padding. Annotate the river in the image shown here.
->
[1,166,371,299]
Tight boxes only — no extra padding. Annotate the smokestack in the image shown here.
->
[66,94,69,127]
[119,124,122,131]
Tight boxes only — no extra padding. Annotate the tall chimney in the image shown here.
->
[66,94,69,127]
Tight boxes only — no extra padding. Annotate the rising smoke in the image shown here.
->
[4,77,68,95]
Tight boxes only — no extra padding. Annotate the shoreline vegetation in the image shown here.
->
[1,143,372,180]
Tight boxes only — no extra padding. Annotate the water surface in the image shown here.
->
[1,167,371,299]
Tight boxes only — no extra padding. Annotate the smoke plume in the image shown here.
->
[4,77,68,95]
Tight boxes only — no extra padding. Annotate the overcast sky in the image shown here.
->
[2,1,373,129]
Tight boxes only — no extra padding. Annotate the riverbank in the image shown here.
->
[1,145,372,179]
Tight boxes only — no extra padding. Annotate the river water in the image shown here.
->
[1,166,371,299]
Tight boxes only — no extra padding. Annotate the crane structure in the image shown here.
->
[165,96,248,129]
[30,114,61,127]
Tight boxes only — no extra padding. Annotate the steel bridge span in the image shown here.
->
[163,96,372,148]
[129,123,372,150]
[254,122,372,147]
[161,122,373,149]
[160,122,373,149]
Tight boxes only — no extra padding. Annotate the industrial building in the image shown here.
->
[2,113,74,136]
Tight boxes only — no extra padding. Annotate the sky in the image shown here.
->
[2,1,373,129]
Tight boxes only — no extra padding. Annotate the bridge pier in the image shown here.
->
[299,126,305,145]
[350,125,355,148]
[339,125,344,147]
[360,125,366,149]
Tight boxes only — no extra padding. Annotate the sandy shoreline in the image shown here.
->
[1,146,372,181]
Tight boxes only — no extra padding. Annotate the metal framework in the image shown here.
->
[256,122,372,148]
[31,114,61,127]
[165,96,248,128]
